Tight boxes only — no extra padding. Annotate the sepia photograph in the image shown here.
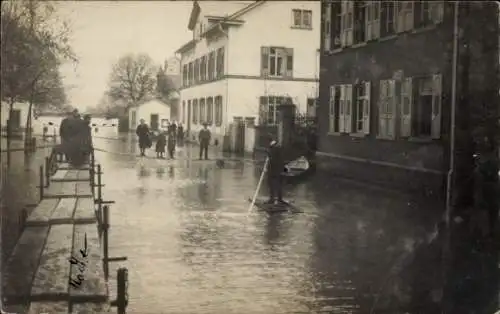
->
[0,1,499,313]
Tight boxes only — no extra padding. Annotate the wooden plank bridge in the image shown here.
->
[2,150,128,313]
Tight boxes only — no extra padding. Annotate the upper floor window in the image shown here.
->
[292,9,312,29]
[188,62,194,86]
[194,59,200,84]
[201,56,207,81]
[208,51,215,80]
[261,47,293,78]
[322,1,444,52]
[182,65,188,87]
[216,47,225,78]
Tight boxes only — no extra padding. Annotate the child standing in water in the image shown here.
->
[156,131,167,159]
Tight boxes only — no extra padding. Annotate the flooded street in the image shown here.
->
[94,136,443,314]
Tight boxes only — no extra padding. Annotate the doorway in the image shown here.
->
[150,114,159,131]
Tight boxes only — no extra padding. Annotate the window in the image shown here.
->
[353,2,366,44]
[354,82,371,134]
[396,1,414,33]
[414,1,444,28]
[208,51,215,80]
[258,96,291,125]
[340,1,354,47]
[187,100,192,124]
[411,74,442,138]
[194,59,200,84]
[261,47,293,78]
[199,98,206,123]
[182,101,186,124]
[381,1,396,37]
[378,79,396,139]
[192,99,198,124]
[182,65,188,86]
[216,47,225,78]
[201,56,207,82]
[188,62,194,86]
[207,97,214,124]
[214,96,222,126]
[292,9,312,29]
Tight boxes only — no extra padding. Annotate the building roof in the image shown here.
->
[179,1,265,54]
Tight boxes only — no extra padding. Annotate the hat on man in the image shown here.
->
[270,140,277,147]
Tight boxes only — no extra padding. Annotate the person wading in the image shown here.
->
[136,119,151,157]
[167,127,176,159]
[81,114,93,163]
[265,140,286,205]
[198,122,211,160]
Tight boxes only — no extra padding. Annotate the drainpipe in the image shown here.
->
[445,1,459,226]
[222,24,229,141]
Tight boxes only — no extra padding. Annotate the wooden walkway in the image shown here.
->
[2,163,110,313]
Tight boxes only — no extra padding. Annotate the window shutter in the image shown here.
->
[431,74,442,139]
[378,80,386,136]
[323,4,332,51]
[344,84,352,133]
[387,80,396,138]
[329,85,336,132]
[339,85,345,132]
[396,3,404,33]
[285,48,293,78]
[372,2,381,39]
[405,2,414,31]
[261,47,269,77]
[363,81,371,134]
[259,96,268,125]
[400,77,413,137]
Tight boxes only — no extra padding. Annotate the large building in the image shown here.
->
[317,1,499,196]
[176,0,320,143]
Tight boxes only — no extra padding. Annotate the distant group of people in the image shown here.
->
[59,109,93,166]
[135,119,212,160]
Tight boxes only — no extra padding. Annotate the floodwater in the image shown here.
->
[94,135,446,314]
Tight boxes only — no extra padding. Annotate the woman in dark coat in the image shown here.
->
[136,119,150,157]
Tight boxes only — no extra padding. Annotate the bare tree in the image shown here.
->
[107,53,158,112]
[0,0,76,147]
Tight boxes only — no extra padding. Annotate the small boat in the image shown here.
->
[282,155,316,183]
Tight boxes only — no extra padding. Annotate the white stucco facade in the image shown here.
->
[0,102,35,130]
[177,1,320,139]
[129,99,171,131]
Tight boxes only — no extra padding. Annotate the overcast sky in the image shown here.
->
[57,1,192,110]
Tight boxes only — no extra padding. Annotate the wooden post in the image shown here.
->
[39,165,44,201]
[96,164,102,228]
[116,268,128,314]
[44,157,50,187]
[103,205,109,280]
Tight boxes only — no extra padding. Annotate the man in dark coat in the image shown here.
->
[265,140,286,204]
[60,109,81,163]
[198,122,211,160]
[177,123,184,145]
[136,119,150,157]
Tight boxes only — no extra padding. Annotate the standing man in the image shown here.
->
[177,123,184,145]
[198,122,211,160]
[59,109,78,162]
[136,119,150,157]
[265,140,286,205]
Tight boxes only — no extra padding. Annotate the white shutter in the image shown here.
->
[400,77,412,137]
[339,85,345,132]
[405,2,414,31]
[344,85,352,133]
[396,2,404,33]
[387,80,396,138]
[365,3,373,41]
[372,2,381,39]
[431,74,442,139]
[324,5,332,51]
[363,81,371,134]
[378,80,387,137]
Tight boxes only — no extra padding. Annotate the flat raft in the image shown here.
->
[247,197,302,214]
